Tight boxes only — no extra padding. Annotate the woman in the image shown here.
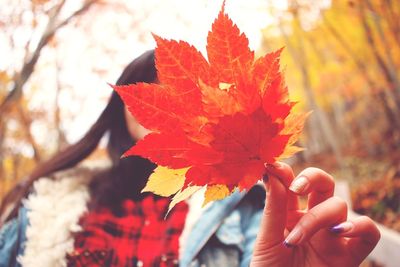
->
[0,50,380,267]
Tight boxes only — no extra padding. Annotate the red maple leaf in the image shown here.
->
[113,3,308,204]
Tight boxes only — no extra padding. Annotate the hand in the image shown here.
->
[250,162,380,267]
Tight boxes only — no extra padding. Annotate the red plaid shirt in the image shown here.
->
[67,194,188,267]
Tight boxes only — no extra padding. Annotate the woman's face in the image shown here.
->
[124,78,158,141]
[124,107,151,140]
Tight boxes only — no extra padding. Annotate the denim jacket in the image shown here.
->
[0,181,264,267]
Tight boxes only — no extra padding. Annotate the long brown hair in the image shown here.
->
[0,50,157,224]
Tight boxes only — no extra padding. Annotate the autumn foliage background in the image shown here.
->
[1,0,400,243]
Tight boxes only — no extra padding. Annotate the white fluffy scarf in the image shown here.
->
[18,168,92,267]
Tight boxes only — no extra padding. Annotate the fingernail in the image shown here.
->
[330,221,354,234]
[289,176,309,194]
[283,228,303,248]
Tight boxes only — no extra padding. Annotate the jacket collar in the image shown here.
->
[179,190,246,267]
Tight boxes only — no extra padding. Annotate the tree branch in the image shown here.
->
[0,0,97,116]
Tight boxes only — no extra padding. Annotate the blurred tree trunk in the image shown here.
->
[359,0,400,112]
[278,24,324,152]
[358,0,400,149]
[365,0,399,89]
[322,11,400,132]
[331,100,354,150]
[356,101,378,156]
[279,14,344,167]
[380,0,400,47]
[301,28,362,154]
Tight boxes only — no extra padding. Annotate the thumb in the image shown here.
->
[254,174,288,250]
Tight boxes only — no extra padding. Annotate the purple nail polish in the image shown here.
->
[330,222,354,234]
[284,228,303,247]
[330,225,344,234]
[283,240,295,248]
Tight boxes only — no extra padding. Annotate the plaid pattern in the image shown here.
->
[67,195,188,267]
